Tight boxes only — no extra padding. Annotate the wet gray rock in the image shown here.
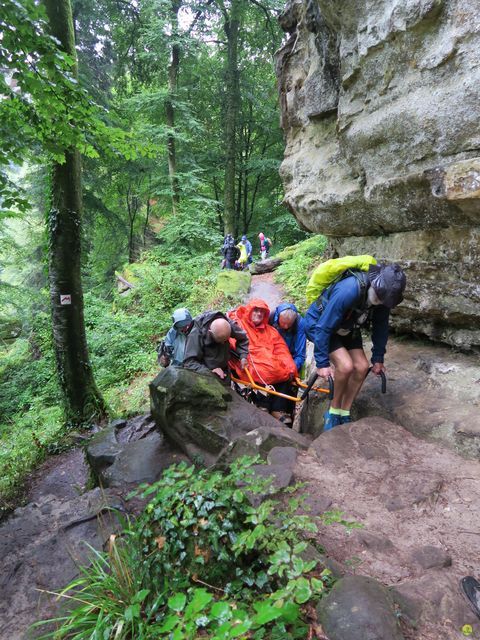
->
[410,545,452,570]
[86,426,122,469]
[110,418,128,430]
[150,367,309,465]
[102,432,181,488]
[266,446,298,468]
[275,0,480,349]
[251,464,293,492]
[86,414,185,489]
[357,530,394,554]
[317,575,404,640]
[0,486,121,640]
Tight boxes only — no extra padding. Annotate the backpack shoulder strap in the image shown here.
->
[315,268,370,310]
[346,269,369,307]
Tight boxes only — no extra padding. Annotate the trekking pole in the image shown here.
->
[300,372,334,401]
[367,367,387,394]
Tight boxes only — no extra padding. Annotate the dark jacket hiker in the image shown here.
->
[222,235,240,269]
[183,310,249,378]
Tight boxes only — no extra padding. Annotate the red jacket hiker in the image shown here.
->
[228,298,297,384]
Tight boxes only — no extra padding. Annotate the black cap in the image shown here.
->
[368,263,406,308]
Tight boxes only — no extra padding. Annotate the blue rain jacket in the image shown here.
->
[164,308,192,366]
[304,275,390,368]
[269,302,307,371]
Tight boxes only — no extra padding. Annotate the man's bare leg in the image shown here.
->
[337,348,369,410]
[329,347,354,409]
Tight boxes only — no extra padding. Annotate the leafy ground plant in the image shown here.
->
[33,457,337,639]
[275,235,327,310]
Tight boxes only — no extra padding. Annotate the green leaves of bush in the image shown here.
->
[35,457,335,639]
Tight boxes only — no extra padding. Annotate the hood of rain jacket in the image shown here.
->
[172,307,193,328]
[228,298,297,384]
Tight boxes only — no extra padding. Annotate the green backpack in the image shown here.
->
[306,255,377,305]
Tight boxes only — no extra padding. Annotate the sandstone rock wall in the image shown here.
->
[276,0,480,348]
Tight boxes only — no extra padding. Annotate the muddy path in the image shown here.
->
[247,271,285,309]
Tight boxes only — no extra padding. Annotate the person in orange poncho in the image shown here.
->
[228,298,297,425]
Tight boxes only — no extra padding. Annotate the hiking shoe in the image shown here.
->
[323,411,342,432]
[461,577,480,619]
[340,415,352,424]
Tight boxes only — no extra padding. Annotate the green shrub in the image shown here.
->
[275,235,327,310]
[34,458,338,640]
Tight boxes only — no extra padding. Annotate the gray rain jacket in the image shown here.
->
[164,307,192,366]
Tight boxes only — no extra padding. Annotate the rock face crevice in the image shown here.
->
[276,0,480,349]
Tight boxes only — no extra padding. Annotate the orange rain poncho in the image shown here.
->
[228,298,297,384]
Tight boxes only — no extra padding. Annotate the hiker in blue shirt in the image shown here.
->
[269,303,307,372]
[304,264,406,431]
[241,235,253,265]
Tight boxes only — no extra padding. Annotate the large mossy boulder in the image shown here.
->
[216,270,251,297]
[149,367,309,466]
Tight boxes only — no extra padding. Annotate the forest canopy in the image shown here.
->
[0,0,310,508]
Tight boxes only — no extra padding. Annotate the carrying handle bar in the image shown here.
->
[300,372,334,401]
[367,367,387,394]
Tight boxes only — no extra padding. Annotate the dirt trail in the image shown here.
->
[247,272,285,309]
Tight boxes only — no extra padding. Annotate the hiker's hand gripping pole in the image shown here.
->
[300,372,334,401]
[367,366,387,394]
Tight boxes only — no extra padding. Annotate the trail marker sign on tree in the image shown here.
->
[60,294,72,305]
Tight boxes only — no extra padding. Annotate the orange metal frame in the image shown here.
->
[231,367,330,402]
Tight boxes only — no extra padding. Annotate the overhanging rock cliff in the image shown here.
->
[276,0,480,349]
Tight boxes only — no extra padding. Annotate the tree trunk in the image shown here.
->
[43,0,106,425]
[166,0,181,215]
[126,189,140,263]
[222,0,240,235]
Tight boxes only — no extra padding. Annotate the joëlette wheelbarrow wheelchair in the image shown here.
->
[231,365,386,413]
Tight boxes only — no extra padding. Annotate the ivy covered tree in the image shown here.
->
[0,0,120,424]
[42,0,107,424]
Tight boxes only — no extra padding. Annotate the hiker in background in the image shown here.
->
[304,262,407,431]
[229,299,297,426]
[269,303,307,374]
[258,232,272,260]
[241,235,253,265]
[236,240,248,270]
[158,308,193,367]
[183,311,248,380]
[222,234,240,270]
